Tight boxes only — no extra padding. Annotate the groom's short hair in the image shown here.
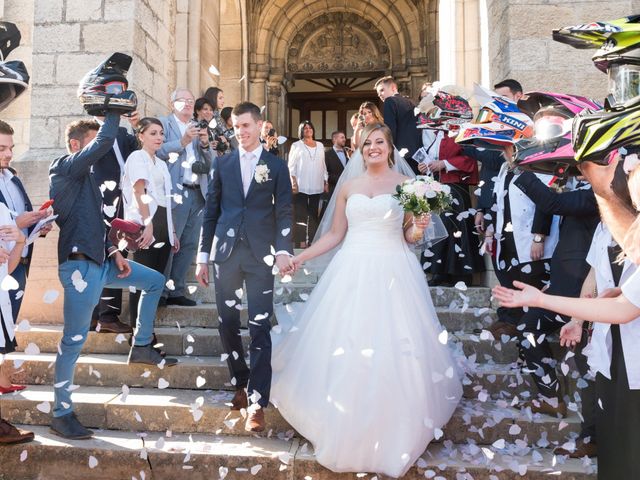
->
[232,102,262,122]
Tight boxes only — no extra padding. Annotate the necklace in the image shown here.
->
[303,142,317,161]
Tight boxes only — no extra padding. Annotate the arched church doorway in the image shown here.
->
[248,1,438,147]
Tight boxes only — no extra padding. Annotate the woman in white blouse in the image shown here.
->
[123,117,179,329]
[288,121,328,247]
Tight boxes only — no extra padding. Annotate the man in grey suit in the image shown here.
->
[157,88,213,306]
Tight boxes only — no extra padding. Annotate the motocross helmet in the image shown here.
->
[554,16,640,162]
[0,22,29,112]
[77,52,137,116]
[515,92,602,176]
[417,89,473,133]
[455,94,533,150]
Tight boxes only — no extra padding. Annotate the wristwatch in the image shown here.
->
[532,234,544,243]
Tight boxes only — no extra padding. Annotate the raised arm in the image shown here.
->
[49,112,120,179]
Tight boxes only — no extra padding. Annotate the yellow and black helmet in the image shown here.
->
[554,16,640,162]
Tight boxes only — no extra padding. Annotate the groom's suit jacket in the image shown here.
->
[199,148,293,263]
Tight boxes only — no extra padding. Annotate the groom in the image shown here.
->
[196,102,293,432]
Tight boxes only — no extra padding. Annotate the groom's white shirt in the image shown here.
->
[197,143,290,264]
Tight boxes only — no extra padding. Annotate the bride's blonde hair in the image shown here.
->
[359,123,395,168]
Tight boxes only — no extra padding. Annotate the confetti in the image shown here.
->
[43,290,60,304]
[88,456,98,468]
[36,401,51,413]
[1,275,18,291]
[20,450,27,462]
[158,378,169,389]
[209,65,220,76]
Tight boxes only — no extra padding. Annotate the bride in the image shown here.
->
[271,123,463,478]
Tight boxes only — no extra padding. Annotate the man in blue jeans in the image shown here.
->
[48,112,178,440]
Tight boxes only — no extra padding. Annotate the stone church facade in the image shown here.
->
[0,0,636,321]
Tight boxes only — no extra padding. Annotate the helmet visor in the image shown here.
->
[104,81,126,94]
[609,63,640,105]
[533,114,571,140]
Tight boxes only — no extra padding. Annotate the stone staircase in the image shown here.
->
[0,265,597,479]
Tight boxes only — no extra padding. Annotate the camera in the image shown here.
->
[268,128,276,137]
[358,114,366,126]
[191,118,228,153]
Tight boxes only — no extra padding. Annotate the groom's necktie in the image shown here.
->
[242,152,255,196]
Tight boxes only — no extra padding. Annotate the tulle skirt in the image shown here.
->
[272,242,462,477]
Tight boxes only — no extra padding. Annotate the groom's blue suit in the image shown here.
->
[199,148,293,407]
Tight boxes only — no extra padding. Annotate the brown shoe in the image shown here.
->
[230,389,248,411]
[96,320,133,334]
[0,418,34,444]
[555,441,597,458]
[486,320,519,338]
[245,408,265,433]
[524,398,567,418]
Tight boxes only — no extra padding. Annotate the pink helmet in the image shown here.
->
[514,92,602,177]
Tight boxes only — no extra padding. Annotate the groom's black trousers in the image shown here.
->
[214,239,274,408]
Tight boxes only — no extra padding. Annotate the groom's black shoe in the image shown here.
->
[230,389,248,411]
[245,408,265,433]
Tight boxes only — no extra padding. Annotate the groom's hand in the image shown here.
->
[275,254,293,277]
[195,263,209,287]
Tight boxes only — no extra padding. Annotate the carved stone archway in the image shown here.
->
[248,0,438,132]
[286,12,391,76]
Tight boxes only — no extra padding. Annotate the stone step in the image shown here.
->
[0,425,595,480]
[153,304,497,329]
[0,386,582,445]
[185,280,492,309]
[17,326,562,365]
[9,353,574,400]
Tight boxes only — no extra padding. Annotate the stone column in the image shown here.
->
[266,82,283,130]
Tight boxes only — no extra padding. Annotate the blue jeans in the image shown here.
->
[53,258,164,418]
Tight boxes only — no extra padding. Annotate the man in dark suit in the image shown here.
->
[195,102,293,433]
[325,130,348,197]
[0,120,51,319]
[375,76,421,173]
[513,175,599,443]
[90,112,139,333]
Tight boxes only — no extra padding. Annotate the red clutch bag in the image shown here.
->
[108,218,143,253]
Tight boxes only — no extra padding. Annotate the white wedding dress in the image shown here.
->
[271,193,463,478]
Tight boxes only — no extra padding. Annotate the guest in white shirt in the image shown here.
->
[288,121,328,247]
[123,117,179,329]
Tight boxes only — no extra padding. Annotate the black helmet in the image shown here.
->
[0,60,29,112]
[77,52,137,116]
[0,22,21,60]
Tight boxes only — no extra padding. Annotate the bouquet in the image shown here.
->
[393,175,452,216]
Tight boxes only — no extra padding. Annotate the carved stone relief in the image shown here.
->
[287,12,390,74]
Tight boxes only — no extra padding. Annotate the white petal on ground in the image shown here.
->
[43,290,60,304]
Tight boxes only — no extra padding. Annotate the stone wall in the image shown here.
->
[488,0,633,98]
[4,0,179,324]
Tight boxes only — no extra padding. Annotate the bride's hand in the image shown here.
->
[291,256,303,273]
[413,213,431,231]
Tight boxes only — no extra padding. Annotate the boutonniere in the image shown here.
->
[254,160,271,184]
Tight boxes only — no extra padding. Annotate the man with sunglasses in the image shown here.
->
[157,88,213,306]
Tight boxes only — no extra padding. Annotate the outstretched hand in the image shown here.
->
[492,280,542,308]
[559,319,583,348]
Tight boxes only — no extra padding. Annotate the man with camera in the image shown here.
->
[260,120,279,156]
[157,88,213,306]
